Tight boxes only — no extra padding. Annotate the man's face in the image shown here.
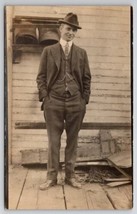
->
[60,24,77,42]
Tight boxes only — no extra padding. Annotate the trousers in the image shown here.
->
[43,90,86,180]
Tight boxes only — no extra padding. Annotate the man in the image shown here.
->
[36,12,91,190]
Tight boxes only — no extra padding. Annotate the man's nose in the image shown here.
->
[69,29,74,34]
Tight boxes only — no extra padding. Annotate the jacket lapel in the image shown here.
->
[50,43,61,71]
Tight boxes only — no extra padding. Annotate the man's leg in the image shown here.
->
[40,96,64,190]
[64,93,86,188]
[65,109,85,179]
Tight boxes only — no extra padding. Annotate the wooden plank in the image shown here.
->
[13,70,131,80]
[12,134,48,142]
[84,116,131,123]
[12,106,131,116]
[14,10,129,24]
[107,151,132,168]
[12,81,130,91]
[92,90,131,97]
[13,102,131,112]
[91,69,130,77]
[17,169,41,209]
[8,165,28,209]
[13,45,130,56]
[12,140,42,149]
[118,184,133,202]
[104,177,131,182]
[91,63,130,71]
[111,129,131,137]
[13,6,130,18]
[107,181,131,187]
[12,86,38,94]
[85,46,130,57]
[91,83,130,91]
[80,22,130,31]
[12,106,131,115]
[13,119,128,128]
[13,5,130,13]
[13,66,131,76]
[15,122,131,130]
[13,76,130,89]
[12,128,99,137]
[12,89,131,99]
[104,186,132,209]
[13,64,40,74]
[79,15,129,25]
[90,56,130,63]
[91,96,131,104]
[76,38,131,49]
[37,170,65,209]
[13,40,130,54]
[12,115,131,124]
[12,96,131,108]
[63,184,88,209]
[84,183,114,209]
[12,111,131,122]
[13,73,130,84]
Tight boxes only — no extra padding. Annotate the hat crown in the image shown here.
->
[64,13,79,27]
[59,12,82,29]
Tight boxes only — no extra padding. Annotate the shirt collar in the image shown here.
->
[59,38,73,48]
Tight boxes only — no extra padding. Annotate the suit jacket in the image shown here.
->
[36,42,91,110]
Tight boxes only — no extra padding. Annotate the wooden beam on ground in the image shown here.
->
[15,122,131,130]
[75,160,108,166]
[106,158,131,179]
[106,151,132,168]
[103,177,131,182]
[106,181,131,187]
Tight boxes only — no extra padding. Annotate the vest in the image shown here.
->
[51,46,79,96]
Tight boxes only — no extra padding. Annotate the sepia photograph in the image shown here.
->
[5,5,132,210]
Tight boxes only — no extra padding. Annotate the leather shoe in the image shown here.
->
[65,177,82,189]
[39,179,57,190]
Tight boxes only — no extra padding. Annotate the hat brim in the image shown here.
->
[58,20,82,29]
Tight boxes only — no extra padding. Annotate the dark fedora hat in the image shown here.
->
[58,12,82,29]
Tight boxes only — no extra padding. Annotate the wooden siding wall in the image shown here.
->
[10,6,131,164]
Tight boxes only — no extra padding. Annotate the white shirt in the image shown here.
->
[59,38,73,53]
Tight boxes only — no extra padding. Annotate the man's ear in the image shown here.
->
[59,24,64,32]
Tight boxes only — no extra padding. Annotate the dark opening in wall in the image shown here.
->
[12,16,61,63]
[39,27,60,45]
[15,22,38,44]
[13,16,61,46]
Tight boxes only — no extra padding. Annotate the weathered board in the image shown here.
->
[104,186,133,209]
[37,170,65,209]
[84,183,114,209]
[8,166,133,210]
[64,185,89,209]
[8,166,28,209]
[17,169,40,209]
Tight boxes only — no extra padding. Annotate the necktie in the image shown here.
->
[64,42,69,58]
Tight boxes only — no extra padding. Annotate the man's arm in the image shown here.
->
[36,48,48,102]
[83,50,91,104]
